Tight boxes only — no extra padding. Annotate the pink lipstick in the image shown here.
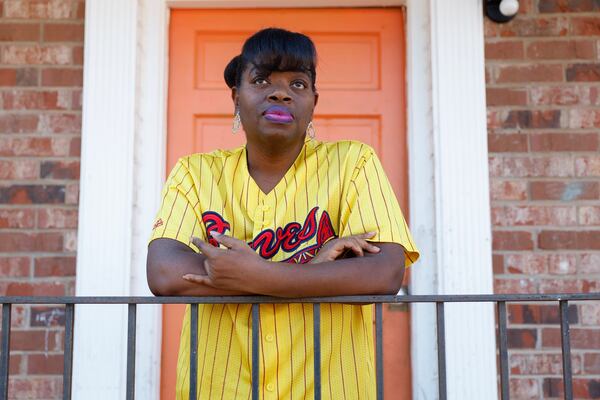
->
[263,105,294,123]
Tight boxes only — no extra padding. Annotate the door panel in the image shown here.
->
[166,8,409,399]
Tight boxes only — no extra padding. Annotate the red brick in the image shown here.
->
[0,257,30,277]
[7,377,61,399]
[505,253,547,274]
[492,205,576,226]
[499,16,569,37]
[539,0,600,13]
[37,208,77,229]
[4,0,78,19]
[530,181,599,201]
[580,254,600,274]
[576,156,600,176]
[539,278,588,293]
[490,180,528,201]
[28,354,64,374]
[508,303,578,324]
[71,89,82,110]
[580,303,600,326]
[0,232,63,252]
[9,354,23,375]
[72,45,83,65]
[493,254,504,274]
[0,68,17,86]
[3,281,66,296]
[547,254,578,275]
[544,377,600,399]
[529,86,600,106]
[0,44,71,65]
[489,155,573,178]
[0,114,39,133]
[530,133,598,152]
[0,23,40,41]
[14,67,38,86]
[526,40,596,60]
[0,159,39,180]
[0,209,34,228]
[486,88,527,107]
[485,41,525,59]
[584,354,600,374]
[69,136,80,156]
[505,110,563,129]
[508,328,537,349]
[10,330,62,352]
[496,64,563,83]
[567,63,600,82]
[0,137,72,157]
[493,231,534,250]
[34,256,75,277]
[539,230,600,250]
[509,378,540,400]
[0,185,65,204]
[38,113,81,133]
[44,23,83,42]
[30,306,66,327]
[40,160,80,179]
[1,90,70,110]
[495,278,537,293]
[543,328,600,350]
[488,133,528,152]
[571,17,600,35]
[511,353,581,375]
[41,68,83,86]
[65,183,78,204]
[580,206,600,225]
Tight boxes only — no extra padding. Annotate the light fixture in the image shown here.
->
[485,0,520,23]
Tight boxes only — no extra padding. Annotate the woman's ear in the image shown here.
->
[313,91,319,108]
[231,87,238,106]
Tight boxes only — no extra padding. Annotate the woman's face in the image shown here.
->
[233,66,318,145]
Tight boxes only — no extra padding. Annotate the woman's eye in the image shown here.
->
[254,78,268,85]
[292,81,307,89]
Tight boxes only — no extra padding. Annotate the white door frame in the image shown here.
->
[75,1,496,399]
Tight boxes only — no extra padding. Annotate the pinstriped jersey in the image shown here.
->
[150,138,419,400]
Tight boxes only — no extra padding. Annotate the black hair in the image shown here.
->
[224,28,317,91]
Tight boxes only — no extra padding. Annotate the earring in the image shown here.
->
[306,121,316,139]
[232,110,241,134]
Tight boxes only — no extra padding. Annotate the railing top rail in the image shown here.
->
[0,293,599,304]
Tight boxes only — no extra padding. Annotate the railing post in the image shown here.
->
[560,300,573,400]
[189,304,199,400]
[313,304,321,400]
[63,304,75,400]
[252,304,260,400]
[0,304,11,400]
[126,304,137,400]
[375,303,384,400]
[497,301,509,400]
[436,302,447,400]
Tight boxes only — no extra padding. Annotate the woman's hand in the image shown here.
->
[311,232,380,264]
[182,233,266,292]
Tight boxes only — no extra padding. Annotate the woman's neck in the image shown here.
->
[246,138,305,194]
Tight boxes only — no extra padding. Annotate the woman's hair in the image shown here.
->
[224,28,317,91]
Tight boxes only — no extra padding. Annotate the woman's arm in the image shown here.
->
[146,238,252,296]
[183,233,405,298]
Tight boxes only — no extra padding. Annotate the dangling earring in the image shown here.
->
[232,110,241,134]
[306,121,316,139]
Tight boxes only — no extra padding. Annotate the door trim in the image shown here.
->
[76,1,496,399]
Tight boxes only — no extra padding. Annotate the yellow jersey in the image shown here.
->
[150,138,419,399]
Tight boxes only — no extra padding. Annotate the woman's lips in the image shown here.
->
[263,105,294,124]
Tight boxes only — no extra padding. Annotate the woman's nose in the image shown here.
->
[268,87,292,102]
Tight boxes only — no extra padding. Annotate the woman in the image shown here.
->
[147,28,419,400]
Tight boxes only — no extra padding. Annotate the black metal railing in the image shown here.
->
[1,293,599,400]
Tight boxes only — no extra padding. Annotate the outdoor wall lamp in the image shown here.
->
[485,0,519,23]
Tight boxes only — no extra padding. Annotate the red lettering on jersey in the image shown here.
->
[202,211,231,247]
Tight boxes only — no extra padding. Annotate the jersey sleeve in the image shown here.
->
[339,146,420,267]
[149,157,206,248]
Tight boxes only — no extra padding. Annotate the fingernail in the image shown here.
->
[210,231,222,238]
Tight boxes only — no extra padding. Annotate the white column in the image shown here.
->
[409,0,498,399]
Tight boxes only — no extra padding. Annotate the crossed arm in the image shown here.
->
[146,233,405,298]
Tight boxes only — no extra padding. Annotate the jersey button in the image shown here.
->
[266,383,274,392]
[265,334,274,342]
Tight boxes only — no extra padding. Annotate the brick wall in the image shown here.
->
[0,0,83,398]
[485,1,600,399]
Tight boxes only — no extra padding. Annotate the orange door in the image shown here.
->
[166,8,409,399]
